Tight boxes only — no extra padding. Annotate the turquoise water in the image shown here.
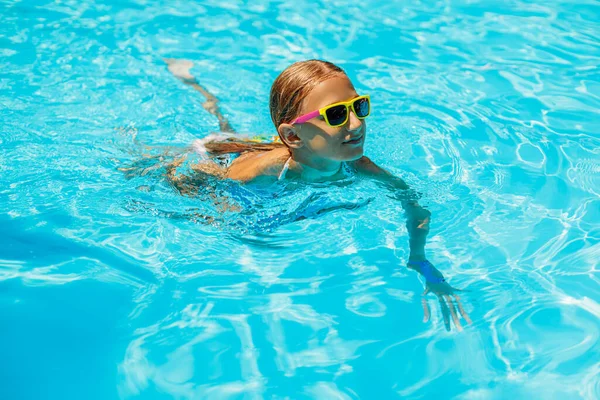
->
[1,0,599,398]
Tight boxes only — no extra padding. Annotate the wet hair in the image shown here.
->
[202,138,285,154]
[204,60,346,155]
[269,59,346,128]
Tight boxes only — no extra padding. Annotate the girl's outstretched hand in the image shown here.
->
[408,259,472,332]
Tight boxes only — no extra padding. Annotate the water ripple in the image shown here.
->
[2,0,599,398]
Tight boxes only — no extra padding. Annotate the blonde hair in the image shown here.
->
[204,59,346,155]
[269,59,345,127]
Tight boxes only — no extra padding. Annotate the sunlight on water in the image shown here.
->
[1,0,599,398]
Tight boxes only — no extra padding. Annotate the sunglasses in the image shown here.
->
[292,95,371,127]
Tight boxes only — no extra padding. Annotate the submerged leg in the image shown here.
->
[164,58,235,133]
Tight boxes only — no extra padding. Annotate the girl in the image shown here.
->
[163,58,471,331]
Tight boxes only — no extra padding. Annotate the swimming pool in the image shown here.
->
[1,0,599,398]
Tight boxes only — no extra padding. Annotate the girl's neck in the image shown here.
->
[290,152,342,180]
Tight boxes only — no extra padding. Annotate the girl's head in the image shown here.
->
[270,60,368,164]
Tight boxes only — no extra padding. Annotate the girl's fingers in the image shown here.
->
[437,295,451,331]
[444,295,462,332]
[423,287,431,296]
[421,296,430,323]
[454,295,472,325]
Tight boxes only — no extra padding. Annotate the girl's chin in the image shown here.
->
[313,146,364,162]
[340,146,364,161]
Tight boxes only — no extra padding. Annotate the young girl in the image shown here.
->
[163,58,471,331]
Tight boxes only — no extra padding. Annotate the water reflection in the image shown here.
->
[2,0,599,398]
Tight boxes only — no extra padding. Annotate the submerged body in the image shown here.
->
[160,58,472,331]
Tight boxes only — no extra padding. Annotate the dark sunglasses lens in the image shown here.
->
[354,97,370,118]
[325,105,348,126]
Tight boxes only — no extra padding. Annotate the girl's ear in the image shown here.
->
[277,123,304,149]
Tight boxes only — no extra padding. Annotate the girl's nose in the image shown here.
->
[347,109,363,131]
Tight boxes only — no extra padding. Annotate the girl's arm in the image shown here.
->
[352,156,430,261]
[352,156,471,331]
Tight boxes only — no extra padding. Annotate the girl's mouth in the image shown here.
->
[343,135,363,145]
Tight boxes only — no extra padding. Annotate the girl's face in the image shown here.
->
[292,75,367,162]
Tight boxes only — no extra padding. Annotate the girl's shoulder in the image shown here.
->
[226,147,290,182]
[350,156,380,173]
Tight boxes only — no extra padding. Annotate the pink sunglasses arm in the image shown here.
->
[292,110,320,124]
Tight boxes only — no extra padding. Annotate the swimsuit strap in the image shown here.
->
[278,157,292,181]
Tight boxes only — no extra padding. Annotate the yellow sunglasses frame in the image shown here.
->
[293,95,371,127]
